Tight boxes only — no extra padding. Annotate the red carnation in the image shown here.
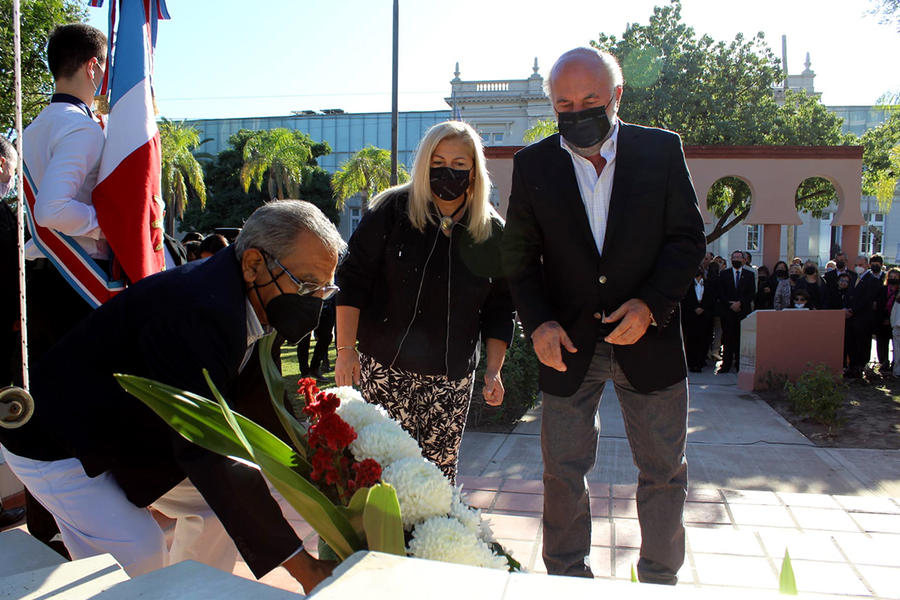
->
[298,378,319,400]
[311,413,357,451]
[352,459,382,488]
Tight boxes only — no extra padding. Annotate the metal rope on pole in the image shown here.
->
[12,0,29,390]
[390,0,398,186]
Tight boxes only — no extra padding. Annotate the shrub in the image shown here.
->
[470,320,540,428]
[784,363,845,428]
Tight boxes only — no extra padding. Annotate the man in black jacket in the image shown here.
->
[717,250,756,373]
[0,201,342,591]
[503,47,705,584]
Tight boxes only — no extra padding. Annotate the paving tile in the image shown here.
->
[611,483,637,499]
[589,546,613,577]
[832,532,900,567]
[790,559,871,596]
[687,487,724,503]
[728,503,796,528]
[721,489,781,505]
[589,498,609,518]
[790,507,862,532]
[611,498,638,519]
[612,547,640,579]
[776,492,842,509]
[692,553,776,588]
[756,529,845,562]
[852,511,900,534]
[613,518,642,548]
[684,501,731,525]
[590,518,612,547]
[588,482,611,498]
[492,492,543,514]
[855,564,900,599]
[461,489,496,510]
[481,513,541,541]
[457,476,502,491]
[500,479,543,494]
[495,537,537,572]
[833,495,900,514]
[686,526,765,556]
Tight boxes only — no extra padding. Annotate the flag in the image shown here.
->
[92,0,170,286]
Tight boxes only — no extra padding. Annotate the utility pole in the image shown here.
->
[390,0,399,185]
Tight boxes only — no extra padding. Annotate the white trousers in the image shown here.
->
[1,448,238,577]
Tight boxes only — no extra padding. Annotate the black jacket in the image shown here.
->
[502,127,706,395]
[0,247,300,578]
[336,191,515,379]
[681,278,716,326]
[718,268,756,320]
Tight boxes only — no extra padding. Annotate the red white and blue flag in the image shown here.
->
[91,0,170,290]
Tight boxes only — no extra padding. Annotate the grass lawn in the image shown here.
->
[278,339,338,402]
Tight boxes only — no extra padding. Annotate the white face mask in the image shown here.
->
[855,266,866,275]
[794,302,806,309]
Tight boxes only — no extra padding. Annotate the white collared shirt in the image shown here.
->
[239,298,269,373]
[694,278,704,302]
[560,120,619,255]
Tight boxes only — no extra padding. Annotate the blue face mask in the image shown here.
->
[557,105,611,149]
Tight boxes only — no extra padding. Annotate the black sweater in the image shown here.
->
[336,192,515,379]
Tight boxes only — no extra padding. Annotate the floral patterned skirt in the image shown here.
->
[359,353,474,483]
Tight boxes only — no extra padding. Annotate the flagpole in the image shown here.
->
[12,0,29,390]
[390,0,398,186]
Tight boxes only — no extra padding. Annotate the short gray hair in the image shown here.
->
[0,137,16,162]
[545,47,624,100]
[234,200,346,266]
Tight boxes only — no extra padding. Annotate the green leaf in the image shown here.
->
[115,373,361,559]
[258,333,309,461]
[631,563,638,583]
[343,487,369,540]
[779,548,798,595]
[362,484,405,556]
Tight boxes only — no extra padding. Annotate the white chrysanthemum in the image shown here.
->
[408,517,508,570]
[349,420,421,468]
[321,385,365,405]
[334,395,390,432]
[450,487,491,541]
[382,457,453,528]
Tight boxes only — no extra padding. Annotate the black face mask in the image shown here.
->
[732,260,743,270]
[871,264,882,274]
[890,279,900,286]
[557,105,611,149]
[804,266,816,275]
[775,270,787,279]
[430,167,471,201]
[252,262,324,345]
[836,260,846,270]
[789,273,801,282]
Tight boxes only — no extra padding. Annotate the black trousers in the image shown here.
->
[296,301,335,374]
[875,322,892,367]
[849,316,875,371]
[683,316,713,370]
[720,313,743,370]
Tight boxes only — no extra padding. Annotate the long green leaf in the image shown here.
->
[779,548,798,595]
[115,373,361,559]
[258,333,309,460]
[343,488,369,540]
[362,484,404,556]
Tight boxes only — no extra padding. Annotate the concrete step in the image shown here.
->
[0,554,127,600]
[0,529,67,578]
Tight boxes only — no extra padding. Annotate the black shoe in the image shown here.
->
[0,507,26,528]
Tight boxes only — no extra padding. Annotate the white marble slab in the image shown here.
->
[0,530,67,578]
[0,554,127,600]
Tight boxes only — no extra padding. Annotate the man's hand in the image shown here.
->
[694,307,704,315]
[531,321,577,371]
[729,300,742,313]
[598,299,652,345]
[483,370,505,406]
[282,549,337,594]
[844,308,853,320]
[334,348,360,387]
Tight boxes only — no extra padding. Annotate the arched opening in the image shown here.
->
[705,176,753,253]
[792,176,839,263]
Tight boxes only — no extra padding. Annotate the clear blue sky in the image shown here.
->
[86,0,900,120]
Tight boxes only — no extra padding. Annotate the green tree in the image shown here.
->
[182,129,338,232]
[240,128,320,200]
[0,0,85,136]
[332,146,408,212]
[860,109,900,212]
[159,118,209,235]
[522,119,558,144]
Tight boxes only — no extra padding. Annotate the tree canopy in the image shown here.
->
[860,109,900,212]
[1,0,86,136]
[240,128,328,201]
[159,119,209,235]
[332,146,409,212]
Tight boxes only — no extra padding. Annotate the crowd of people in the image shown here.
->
[683,249,900,378]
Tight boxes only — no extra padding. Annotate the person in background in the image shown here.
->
[825,252,857,290]
[795,261,826,310]
[181,231,203,244]
[199,233,228,259]
[297,295,335,380]
[848,255,885,378]
[184,240,202,262]
[854,255,870,277]
[791,257,803,266]
[717,250,755,373]
[335,120,514,483]
[791,288,812,309]
[701,251,714,275]
[713,255,726,272]
[827,272,856,372]
[681,266,715,372]
[706,260,723,363]
[754,265,775,310]
[889,270,900,377]
[876,267,900,375]
[774,263,803,310]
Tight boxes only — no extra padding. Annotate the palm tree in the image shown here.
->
[332,146,409,212]
[240,128,314,200]
[159,119,210,235]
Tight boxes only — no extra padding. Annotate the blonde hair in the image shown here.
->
[369,120,495,243]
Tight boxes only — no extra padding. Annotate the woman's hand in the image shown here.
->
[334,347,361,387]
[483,369,504,406]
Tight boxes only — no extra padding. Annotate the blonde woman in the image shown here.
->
[334,121,514,482]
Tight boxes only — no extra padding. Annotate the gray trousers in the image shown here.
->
[541,341,688,584]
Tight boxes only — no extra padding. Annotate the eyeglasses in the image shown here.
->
[261,249,339,300]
